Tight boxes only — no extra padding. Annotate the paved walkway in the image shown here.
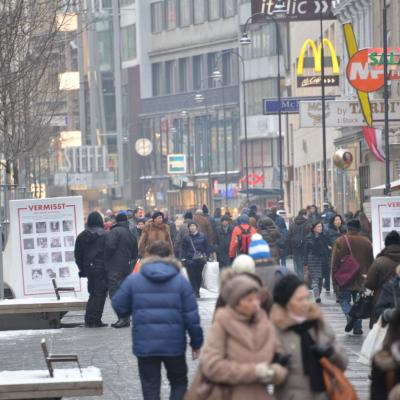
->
[0,279,371,399]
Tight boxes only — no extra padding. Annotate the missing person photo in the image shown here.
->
[22,223,33,235]
[26,254,35,265]
[50,237,62,248]
[38,253,49,264]
[64,251,75,262]
[23,238,35,250]
[32,269,43,280]
[35,222,47,234]
[64,236,75,247]
[59,267,70,278]
[394,218,400,228]
[382,218,392,228]
[46,268,56,279]
[50,221,60,233]
[51,252,62,263]
[63,220,73,232]
[37,237,48,249]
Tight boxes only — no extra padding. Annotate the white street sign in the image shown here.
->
[299,99,400,128]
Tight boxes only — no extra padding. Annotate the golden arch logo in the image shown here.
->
[297,38,340,76]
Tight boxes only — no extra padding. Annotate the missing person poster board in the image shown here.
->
[5,196,85,298]
[371,196,400,257]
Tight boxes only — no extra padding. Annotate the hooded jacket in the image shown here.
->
[74,226,106,274]
[229,224,257,258]
[270,303,348,400]
[111,257,203,357]
[138,220,173,258]
[215,224,233,267]
[288,216,308,253]
[257,216,281,264]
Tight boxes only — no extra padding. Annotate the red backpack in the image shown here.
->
[237,226,252,255]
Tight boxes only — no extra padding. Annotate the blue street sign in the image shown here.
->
[263,96,337,115]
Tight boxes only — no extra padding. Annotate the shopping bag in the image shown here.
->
[202,261,220,293]
[358,316,388,365]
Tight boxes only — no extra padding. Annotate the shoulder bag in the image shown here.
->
[334,235,361,288]
[190,238,207,264]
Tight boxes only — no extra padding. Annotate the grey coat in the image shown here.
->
[270,303,348,400]
[304,233,330,279]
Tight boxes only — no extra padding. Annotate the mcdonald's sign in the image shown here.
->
[297,38,340,88]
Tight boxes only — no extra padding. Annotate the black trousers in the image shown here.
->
[138,356,188,400]
[85,268,108,324]
[185,260,205,296]
[107,271,128,300]
[322,258,331,291]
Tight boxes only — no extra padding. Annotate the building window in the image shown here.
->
[223,0,236,18]
[165,60,178,94]
[245,79,278,116]
[242,23,278,60]
[208,0,220,20]
[222,51,238,86]
[179,0,191,27]
[207,52,217,88]
[193,55,203,90]
[152,63,162,96]
[121,24,137,62]
[120,0,135,6]
[193,0,206,24]
[151,2,164,33]
[179,58,188,92]
[165,0,177,30]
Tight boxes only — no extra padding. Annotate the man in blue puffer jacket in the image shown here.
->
[112,240,203,400]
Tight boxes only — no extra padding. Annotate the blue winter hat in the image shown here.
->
[238,214,250,225]
[249,233,271,260]
[116,210,128,222]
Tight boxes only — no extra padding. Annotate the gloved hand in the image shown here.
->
[255,362,288,385]
[78,271,87,278]
[311,344,334,359]
[273,353,291,367]
[383,308,397,323]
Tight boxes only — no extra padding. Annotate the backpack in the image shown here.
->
[237,226,252,255]
[291,223,305,249]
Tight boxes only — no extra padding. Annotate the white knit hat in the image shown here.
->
[248,233,271,260]
[231,254,256,274]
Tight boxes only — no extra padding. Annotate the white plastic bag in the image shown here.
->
[202,261,220,293]
[358,316,388,365]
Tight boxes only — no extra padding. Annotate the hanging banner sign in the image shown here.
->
[167,154,187,174]
[251,0,336,21]
[4,196,85,298]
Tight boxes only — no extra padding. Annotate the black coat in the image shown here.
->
[215,225,233,267]
[327,227,346,247]
[182,231,209,262]
[105,221,138,276]
[74,227,106,274]
[374,276,400,320]
[304,233,330,277]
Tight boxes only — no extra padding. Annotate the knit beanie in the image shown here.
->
[220,275,261,307]
[87,211,104,228]
[115,211,128,223]
[273,274,305,307]
[238,214,250,225]
[385,230,400,247]
[231,255,256,274]
[152,211,164,220]
[183,211,193,220]
[249,233,271,260]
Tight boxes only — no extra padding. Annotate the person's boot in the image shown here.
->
[112,317,130,328]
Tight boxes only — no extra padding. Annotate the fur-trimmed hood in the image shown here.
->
[140,256,182,282]
[270,302,324,331]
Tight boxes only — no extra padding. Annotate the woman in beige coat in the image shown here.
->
[186,274,288,400]
[270,274,348,400]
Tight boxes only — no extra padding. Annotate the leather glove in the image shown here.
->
[383,308,397,323]
[78,271,87,278]
[273,353,291,367]
[255,362,288,385]
[311,344,334,359]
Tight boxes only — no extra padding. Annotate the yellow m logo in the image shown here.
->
[297,38,340,76]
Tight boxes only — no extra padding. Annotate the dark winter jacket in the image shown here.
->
[111,257,203,357]
[374,275,400,321]
[327,226,346,247]
[288,216,308,254]
[104,221,138,276]
[74,227,106,274]
[257,216,281,264]
[182,231,209,262]
[215,225,233,267]
[366,245,400,324]
[331,230,374,293]
[304,233,330,279]
[174,219,191,259]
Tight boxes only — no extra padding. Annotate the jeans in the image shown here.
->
[85,268,108,324]
[138,356,188,400]
[311,277,322,301]
[337,290,362,332]
[293,251,304,281]
[185,260,205,296]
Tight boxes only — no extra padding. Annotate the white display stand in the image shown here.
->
[4,196,87,299]
[371,196,400,256]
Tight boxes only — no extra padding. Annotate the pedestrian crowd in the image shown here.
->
[74,202,400,399]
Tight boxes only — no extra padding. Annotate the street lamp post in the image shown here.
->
[383,0,391,196]
[240,5,286,201]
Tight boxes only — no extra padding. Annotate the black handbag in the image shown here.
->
[190,239,207,264]
[349,292,374,320]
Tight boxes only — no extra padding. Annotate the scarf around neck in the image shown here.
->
[288,320,325,393]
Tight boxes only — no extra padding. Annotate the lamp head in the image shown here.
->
[240,31,252,45]
[194,92,204,104]
[211,68,223,81]
[181,110,188,117]
[273,0,287,14]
